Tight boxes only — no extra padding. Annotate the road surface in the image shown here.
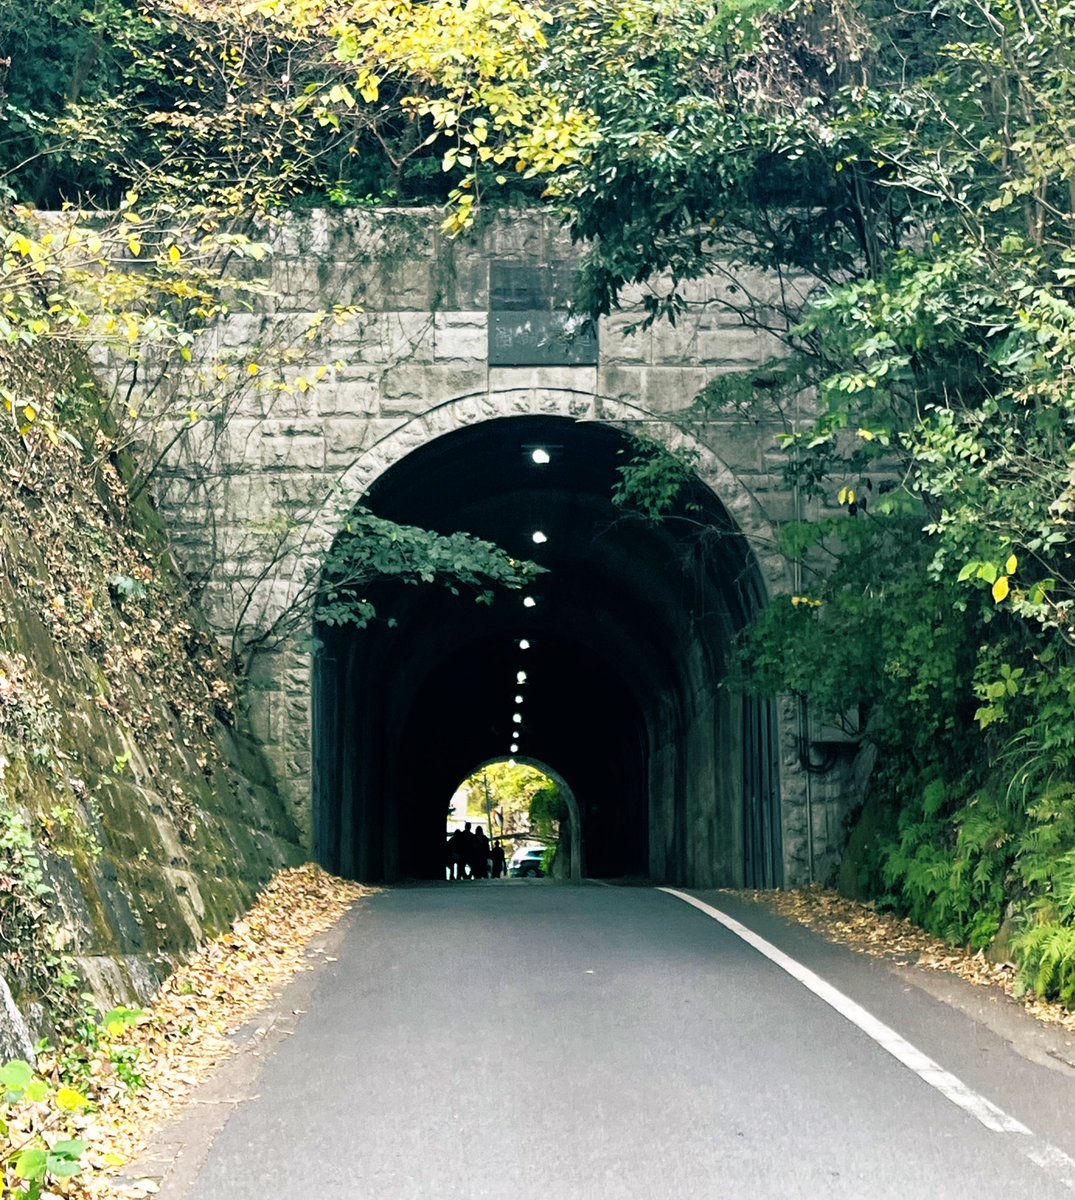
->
[153,882,1075,1199]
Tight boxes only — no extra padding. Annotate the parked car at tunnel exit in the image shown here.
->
[509,847,548,877]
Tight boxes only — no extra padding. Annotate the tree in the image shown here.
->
[459,761,559,841]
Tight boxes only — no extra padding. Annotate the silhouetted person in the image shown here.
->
[491,840,506,879]
[471,825,490,879]
[447,825,469,880]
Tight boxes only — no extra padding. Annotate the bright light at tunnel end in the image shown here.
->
[510,744,518,753]
[516,670,527,683]
[532,530,547,544]
[523,596,537,608]
[518,640,530,651]
[530,448,551,465]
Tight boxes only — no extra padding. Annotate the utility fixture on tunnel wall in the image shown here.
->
[312,414,782,888]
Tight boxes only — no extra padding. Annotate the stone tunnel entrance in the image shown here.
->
[312,414,782,887]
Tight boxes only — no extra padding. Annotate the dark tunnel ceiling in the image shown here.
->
[317,415,763,879]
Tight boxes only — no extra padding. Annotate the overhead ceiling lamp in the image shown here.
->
[508,757,516,766]
[513,713,523,724]
[510,743,519,753]
[531,531,547,544]
[518,639,530,650]
[516,670,527,684]
[530,448,551,465]
[515,694,524,704]
[523,596,537,608]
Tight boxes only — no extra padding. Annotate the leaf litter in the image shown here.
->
[734,885,1075,1035]
[37,864,367,1198]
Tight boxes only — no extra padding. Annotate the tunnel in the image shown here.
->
[312,414,782,887]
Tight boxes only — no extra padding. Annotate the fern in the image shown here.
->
[1014,923,1075,1007]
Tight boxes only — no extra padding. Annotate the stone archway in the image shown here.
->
[310,388,788,598]
[311,401,792,887]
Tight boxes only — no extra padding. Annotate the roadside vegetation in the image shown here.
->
[3,7,1075,1191]
[582,0,1075,1012]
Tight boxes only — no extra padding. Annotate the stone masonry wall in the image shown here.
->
[153,207,851,885]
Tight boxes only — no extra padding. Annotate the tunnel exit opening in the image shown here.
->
[313,414,782,888]
[448,757,581,881]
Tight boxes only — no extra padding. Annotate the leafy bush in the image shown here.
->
[0,1058,89,1199]
[881,784,1015,950]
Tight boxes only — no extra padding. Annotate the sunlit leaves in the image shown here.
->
[0,1059,90,1193]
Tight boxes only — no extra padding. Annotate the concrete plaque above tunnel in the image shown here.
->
[488,262,598,367]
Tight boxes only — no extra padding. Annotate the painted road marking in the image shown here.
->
[659,887,1075,1192]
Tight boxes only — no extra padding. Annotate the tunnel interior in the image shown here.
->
[313,415,782,887]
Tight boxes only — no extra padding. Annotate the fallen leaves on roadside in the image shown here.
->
[49,864,366,1198]
[733,885,1075,1035]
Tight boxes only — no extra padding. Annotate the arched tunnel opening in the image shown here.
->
[312,415,782,887]
[448,757,579,879]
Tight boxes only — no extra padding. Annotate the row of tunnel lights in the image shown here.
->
[507,447,552,762]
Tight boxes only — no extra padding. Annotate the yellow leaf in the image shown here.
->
[169,245,182,263]
[56,1087,89,1111]
[22,403,36,422]
[992,576,1010,603]
[128,237,142,257]
[1006,554,1018,575]
[838,487,848,505]
[857,428,875,441]
[247,363,260,376]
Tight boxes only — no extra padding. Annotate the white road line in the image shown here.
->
[661,887,1075,1192]
[1026,1143,1075,1190]
[659,888,1028,1134]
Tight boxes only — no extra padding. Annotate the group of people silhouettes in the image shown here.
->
[446,822,507,880]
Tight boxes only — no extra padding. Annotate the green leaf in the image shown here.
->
[13,1147,48,1180]
[47,1158,83,1178]
[0,1060,34,1089]
[50,1139,88,1159]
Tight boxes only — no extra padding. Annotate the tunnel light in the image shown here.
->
[523,596,537,608]
[518,640,530,651]
[515,694,524,704]
[513,713,522,724]
[508,758,516,766]
[516,671,527,684]
[531,530,547,544]
[510,743,519,753]
[530,448,551,465]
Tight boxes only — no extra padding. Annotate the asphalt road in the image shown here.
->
[173,882,1075,1199]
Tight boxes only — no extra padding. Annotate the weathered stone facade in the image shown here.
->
[154,208,852,887]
